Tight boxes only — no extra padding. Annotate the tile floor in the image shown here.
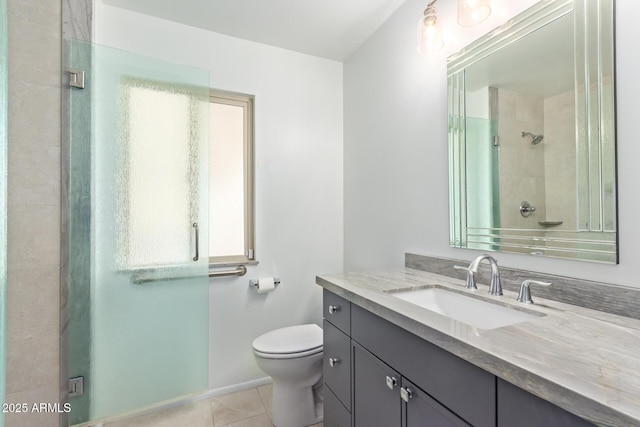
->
[104,384,323,427]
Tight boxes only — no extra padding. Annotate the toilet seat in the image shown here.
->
[253,346,322,359]
[253,324,323,359]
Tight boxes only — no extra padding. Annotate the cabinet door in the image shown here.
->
[402,379,471,427]
[353,343,401,427]
[352,305,495,427]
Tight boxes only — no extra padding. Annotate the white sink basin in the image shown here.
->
[390,287,543,330]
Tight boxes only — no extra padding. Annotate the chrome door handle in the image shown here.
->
[328,305,340,314]
[329,357,340,367]
[193,222,199,261]
[386,376,397,390]
[401,387,413,403]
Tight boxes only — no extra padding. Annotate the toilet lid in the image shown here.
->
[252,324,322,355]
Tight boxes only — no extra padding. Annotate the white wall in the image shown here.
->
[344,0,640,289]
[95,4,343,390]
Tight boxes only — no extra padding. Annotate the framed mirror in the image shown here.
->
[448,0,617,263]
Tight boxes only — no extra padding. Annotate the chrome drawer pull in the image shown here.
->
[328,305,340,314]
[329,357,340,367]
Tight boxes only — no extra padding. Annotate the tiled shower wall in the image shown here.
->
[543,90,576,231]
[5,0,62,426]
[496,88,546,230]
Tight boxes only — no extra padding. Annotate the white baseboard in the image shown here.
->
[205,377,272,398]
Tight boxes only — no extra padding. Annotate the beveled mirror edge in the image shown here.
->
[448,0,573,75]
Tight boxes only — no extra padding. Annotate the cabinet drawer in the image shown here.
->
[324,386,352,427]
[351,304,496,427]
[324,320,352,410]
[324,290,351,334]
[498,379,594,427]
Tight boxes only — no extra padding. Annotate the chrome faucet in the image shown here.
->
[455,254,503,296]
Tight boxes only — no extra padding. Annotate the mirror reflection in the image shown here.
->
[448,0,617,263]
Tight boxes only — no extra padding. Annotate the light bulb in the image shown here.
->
[417,6,443,53]
[458,0,491,27]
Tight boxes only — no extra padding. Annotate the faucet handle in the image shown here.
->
[453,265,478,290]
[516,280,551,304]
[489,274,503,296]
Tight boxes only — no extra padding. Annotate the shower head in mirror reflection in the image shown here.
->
[521,131,544,145]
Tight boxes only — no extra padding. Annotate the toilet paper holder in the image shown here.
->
[249,277,281,288]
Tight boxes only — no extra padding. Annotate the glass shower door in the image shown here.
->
[67,41,210,424]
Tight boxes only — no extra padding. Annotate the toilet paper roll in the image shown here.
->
[257,277,276,294]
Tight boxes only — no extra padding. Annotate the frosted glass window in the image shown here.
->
[119,82,201,268]
[209,92,255,263]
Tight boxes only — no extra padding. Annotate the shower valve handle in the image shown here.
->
[519,201,536,218]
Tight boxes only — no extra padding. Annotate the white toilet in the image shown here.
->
[252,324,324,427]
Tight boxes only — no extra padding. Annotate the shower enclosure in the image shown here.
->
[1,1,8,426]
[66,40,211,425]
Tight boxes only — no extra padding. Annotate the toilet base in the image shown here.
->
[272,380,323,427]
[252,324,324,427]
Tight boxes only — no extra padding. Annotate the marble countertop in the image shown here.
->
[316,267,640,427]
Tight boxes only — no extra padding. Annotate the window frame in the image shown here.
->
[208,90,256,267]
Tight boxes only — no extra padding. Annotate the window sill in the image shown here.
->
[208,258,259,268]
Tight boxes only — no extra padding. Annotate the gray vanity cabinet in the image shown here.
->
[350,304,495,427]
[323,291,353,427]
[497,379,594,427]
[353,342,470,427]
[322,290,594,427]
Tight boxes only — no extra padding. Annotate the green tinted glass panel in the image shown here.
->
[68,40,210,424]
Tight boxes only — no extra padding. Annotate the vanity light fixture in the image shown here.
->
[417,0,444,53]
[457,0,492,27]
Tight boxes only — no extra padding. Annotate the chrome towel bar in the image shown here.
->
[209,265,247,278]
